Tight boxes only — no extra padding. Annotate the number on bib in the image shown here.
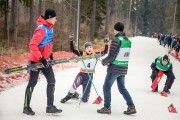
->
[124,52,130,57]
[87,63,91,68]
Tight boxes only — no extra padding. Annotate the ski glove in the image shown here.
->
[40,57,51,68]
[154,69,159,76]
[50,53,53,60]
[150,63,156,71]
[101,59,108,66]
[69,32,74,41]
[104,34,109,44]
[94,54,101,59]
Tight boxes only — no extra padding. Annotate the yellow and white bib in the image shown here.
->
[80,52,96,73]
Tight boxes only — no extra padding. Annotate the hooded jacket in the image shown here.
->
[29,16,54,62]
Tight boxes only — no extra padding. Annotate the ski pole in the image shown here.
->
[68,33,101,107]
[78,59,99,108]
[82,59,100,96]
[77,50,104,103]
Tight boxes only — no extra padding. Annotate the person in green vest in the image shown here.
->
[150,55,175,93]
[97,22,136,115]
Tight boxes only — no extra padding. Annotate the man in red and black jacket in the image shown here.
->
[23,8,62,115]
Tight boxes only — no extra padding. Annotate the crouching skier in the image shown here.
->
[60,34,109,103]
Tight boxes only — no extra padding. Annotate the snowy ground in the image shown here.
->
[0,36,180,120]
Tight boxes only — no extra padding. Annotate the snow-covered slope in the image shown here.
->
[0,36,179,120]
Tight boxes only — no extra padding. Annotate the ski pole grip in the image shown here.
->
[94,54,102,59]
[69,32,74,41]
[104,34,109,44]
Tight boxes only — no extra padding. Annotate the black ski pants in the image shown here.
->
[24,62,56,107]
[150,70,175,91]
[72,72,93,102]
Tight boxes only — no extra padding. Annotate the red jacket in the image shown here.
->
[29,16,54,62]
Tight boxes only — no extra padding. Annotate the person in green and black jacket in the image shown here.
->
[97,22,136,115]
[150,55,175,93]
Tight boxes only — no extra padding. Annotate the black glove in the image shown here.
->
[151,63,156,71]
[94,54,101,59]
[69,32,74,41]
[153,69,159,76]
[39,57,51,68]
[101,59,108,66]
[50,53,53,60]
[104,34,109,44]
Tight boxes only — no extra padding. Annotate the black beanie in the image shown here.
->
[84,42,92,49]
[163,55,169,61]
[114,22,124,32]
[44,8,56,20]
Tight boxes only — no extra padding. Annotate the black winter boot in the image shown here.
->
[46,106,62,114]
[163,85,170,94]
[60,92,79,103]
[72,91,80,99]
[23,107,35,115]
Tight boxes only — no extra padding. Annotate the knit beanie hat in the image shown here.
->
[44,8,56,20]
[163,55,169,61]
[114,22,124,32]
[84,42,92,49]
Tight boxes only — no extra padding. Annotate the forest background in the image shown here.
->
[0,0,180,54]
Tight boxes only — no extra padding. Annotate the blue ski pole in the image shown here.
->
[78,59,99,108]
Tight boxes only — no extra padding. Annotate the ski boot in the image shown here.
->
[124,106,137,115]
[46,106,62,115]
[163,86,170,94]
[72,91,80,99]
[152,88,158,92]
[162,89,170,94]
[152,90,158,92]
[23,106,35,115]
[166,89,170,94]
[60,92,80,103]
[97,107,111,114]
